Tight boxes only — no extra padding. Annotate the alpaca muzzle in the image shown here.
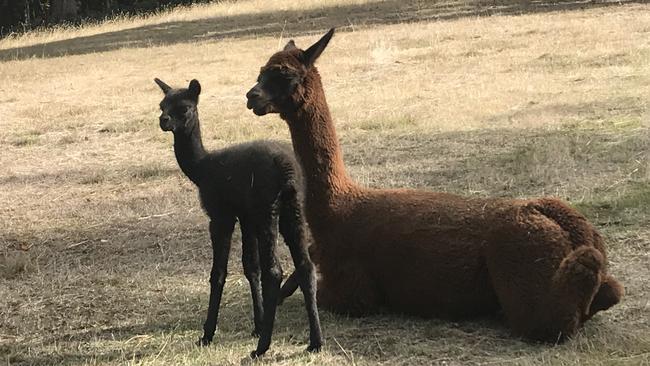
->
[159,115,174,131]
[246,85,274,116]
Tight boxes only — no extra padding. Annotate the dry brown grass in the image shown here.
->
[1,0,649,365]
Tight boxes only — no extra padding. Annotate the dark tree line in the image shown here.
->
[0,0,210,36]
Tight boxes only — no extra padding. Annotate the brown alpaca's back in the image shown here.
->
[246,28,623,343]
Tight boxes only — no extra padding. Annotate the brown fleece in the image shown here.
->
[256,40,623,343]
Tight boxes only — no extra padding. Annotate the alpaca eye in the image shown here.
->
[173,106,189,116]
[280,71,295,80]
[270,71,292,84]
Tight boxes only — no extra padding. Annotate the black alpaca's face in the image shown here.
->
[154,78,201,133]
[246,28,335,117]
[158,97,198,132]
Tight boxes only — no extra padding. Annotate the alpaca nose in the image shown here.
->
[159,115,173,131]
[246,85,261,100]
[246,86,263,110]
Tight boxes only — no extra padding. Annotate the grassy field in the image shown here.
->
[1,0,649,364]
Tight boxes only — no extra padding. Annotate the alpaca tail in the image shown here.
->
[531,198,624,316]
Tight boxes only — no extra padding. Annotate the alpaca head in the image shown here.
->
[246,28,335,117]
[155,78,201,134]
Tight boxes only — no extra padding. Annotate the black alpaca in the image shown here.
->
[154,78,323,357]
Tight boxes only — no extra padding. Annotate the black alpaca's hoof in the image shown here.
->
[196,337,212,347]
[250,350,265,359]
[307,343,322,353]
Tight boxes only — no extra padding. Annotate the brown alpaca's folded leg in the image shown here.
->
[530,198,623,323]
[486,235,604,342]
[537,246,604,342]
[278,271,299,305]
[317,265,379,317]
[546,246,604,339]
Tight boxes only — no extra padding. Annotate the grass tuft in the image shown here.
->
[0,250,33,279]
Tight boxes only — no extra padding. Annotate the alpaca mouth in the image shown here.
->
[247,99,273,116]
[160,121,175,132]
[252,107,268,116]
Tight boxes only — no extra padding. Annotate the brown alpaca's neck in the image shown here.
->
[283,71,354,204]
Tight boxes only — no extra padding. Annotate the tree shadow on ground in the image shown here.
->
[0,0,642,61]
[2,290,202,365]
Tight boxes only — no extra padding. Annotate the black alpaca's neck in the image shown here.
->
[173,116,206,185]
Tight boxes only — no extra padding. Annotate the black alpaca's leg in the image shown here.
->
[251,214,282,358]
[279,193,323,352]
[240,218,264,337]
[198,215,235,346]
[278,271,299,305]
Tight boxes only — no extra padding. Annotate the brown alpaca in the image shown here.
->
[245,29,624,342]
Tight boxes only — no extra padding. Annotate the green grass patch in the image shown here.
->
[128,164,178,181]
[78,171,107,185]
[574,182,650,226]
[6,129,43,147]
[99,116,152,134]
[354,115,418,131]
[565,114,645,134]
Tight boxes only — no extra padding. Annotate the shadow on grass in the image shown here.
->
[343,122,648,200]
[4,294,514,366]
[5,351,150,366]
[0,0,642,61]
[4,304,201,366]
[277,295,530,363]
[0,166,180,186]
[573,181,650,226]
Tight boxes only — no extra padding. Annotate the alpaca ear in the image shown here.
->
[302,28,335,68]
[284,40,297,51]
[154,78,171,94]
[188,79,201,100]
